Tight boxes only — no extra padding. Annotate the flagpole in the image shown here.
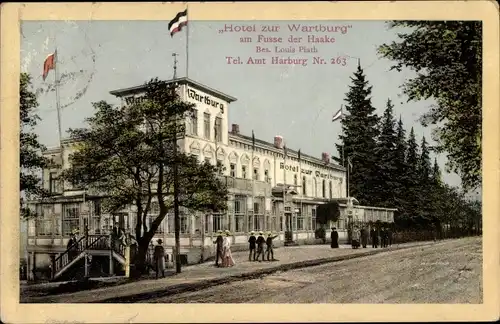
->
[251,131,255,233]
[299,150,303,231]
[340,105,345,168]
[185,6,189,79]
[347,157,350,199]
[283,143,287,239]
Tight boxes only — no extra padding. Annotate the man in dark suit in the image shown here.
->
[255,231,266,262]
[248,231,257,261]
[370,227,378,248]
[360,227,368,248]
[213,230,224,267]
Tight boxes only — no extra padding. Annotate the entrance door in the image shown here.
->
[285,212,292,232]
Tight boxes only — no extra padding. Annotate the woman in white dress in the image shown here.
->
[222,230,235,267]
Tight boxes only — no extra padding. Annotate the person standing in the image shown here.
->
[213,230,224,267]
[248,231,257,261]
[380,228,387,248]
[351,226,361,249]
[360,227,368,248]
[221,230,235,267]
[330,227,339,248]
[387,227,393,247]
[370,227,378,248]
[153,239,165,279]
[265,231,278,261]
[67,233,78,261]
[255,231,266,262]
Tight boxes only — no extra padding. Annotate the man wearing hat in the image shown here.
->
[255,231,266,262]
[153,239,166,279]
[213,230,224,267]
[248,231,257,261]
[265,231,278,261]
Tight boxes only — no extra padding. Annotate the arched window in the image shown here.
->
[329,181,333,198]
[302,176,307,196]
[322,179,326,198]
[313,178,317,197]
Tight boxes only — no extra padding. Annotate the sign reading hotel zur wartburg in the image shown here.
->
[124,89,225,114]
[280,162,338,179]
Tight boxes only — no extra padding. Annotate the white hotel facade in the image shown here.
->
[26,78,395,279]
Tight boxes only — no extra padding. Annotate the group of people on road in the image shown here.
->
[213,230,236,268]
[329,226,393,249]
[247,231,278,262]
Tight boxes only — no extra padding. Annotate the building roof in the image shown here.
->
[109,77,238,103]
[229,132,345,172]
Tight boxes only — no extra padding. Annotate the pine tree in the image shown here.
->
[405,128,420,223]
[335,64,380,205]
[373,99,398,207]
[417,136,433,224]
[393,117,408,212]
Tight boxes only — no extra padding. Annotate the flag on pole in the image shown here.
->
[347,156,353,171]
[168,9,188,37]
[332,107,343,122]
[42,51,56,81]
[298,149,301,163]
[252,130,255,151]
[284,144,288,158]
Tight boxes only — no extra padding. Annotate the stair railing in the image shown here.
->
[51,236,85,278]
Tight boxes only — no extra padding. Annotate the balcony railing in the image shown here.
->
[218,175,271,194]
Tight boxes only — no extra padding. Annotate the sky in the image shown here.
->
[20,20,465,189]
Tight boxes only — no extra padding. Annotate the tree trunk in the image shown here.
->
[132,240,150,278]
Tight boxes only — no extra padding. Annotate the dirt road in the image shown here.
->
[145,237,482,303]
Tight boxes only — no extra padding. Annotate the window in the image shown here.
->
[253,168,259,180]
[314,178,318,197]
[234,196,246,232]
[296,207,304,230]
[302,176,307,196]
[204,214,210,233]
[329,181,333,199]
[216,160,224,175]
[253,199,264,231]
[312,208,317,231]
[62,203,80,236]
[215,117,222,142]
[230,163,236,177]
[36,205,54,236]
[212,213,224,233]
[147,202,164,234]
[186,109,198,136]
[294,174,298,187]
[322,180,326,198]
[49,172,60,194]
[205,157,211,164]
[242,165,247,179]
[264,169,270,183]
[203,112,211,139]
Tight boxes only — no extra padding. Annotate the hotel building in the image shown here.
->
[26,78,395,280]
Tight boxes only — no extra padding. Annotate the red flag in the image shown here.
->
[42,52,56,81]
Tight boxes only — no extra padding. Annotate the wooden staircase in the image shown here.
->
[51,234,127,281]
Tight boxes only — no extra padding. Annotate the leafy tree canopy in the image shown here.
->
[20,73,50,217]
[62,78,228,252]
[378,21,482,190]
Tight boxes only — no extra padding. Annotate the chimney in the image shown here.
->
[231,124,240,134]
[322,152,330,164]
[274,135,283,149]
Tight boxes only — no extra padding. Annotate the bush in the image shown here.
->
[314,227,326,241]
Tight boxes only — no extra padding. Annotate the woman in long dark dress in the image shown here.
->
[330,227,339,248]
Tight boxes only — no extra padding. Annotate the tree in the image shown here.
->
[404,128,420,221]
[62,78,228,275]
[373,99,398,207]
[334,64,380,205]
[20,73,49,217]
[416,136,433,222]
[392,117,409,220]
[378,21,482,190]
